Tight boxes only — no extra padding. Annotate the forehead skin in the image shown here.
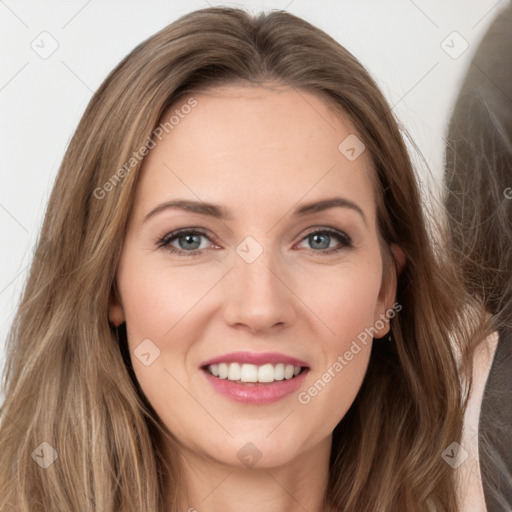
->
[129,83,377,237]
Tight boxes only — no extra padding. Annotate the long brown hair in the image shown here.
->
[0,7,483,511]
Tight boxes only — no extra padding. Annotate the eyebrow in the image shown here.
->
[144,197,367,225]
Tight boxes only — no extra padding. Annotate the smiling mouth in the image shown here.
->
[203,362,308,384]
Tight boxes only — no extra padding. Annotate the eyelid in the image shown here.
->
[156,228,219,257]
[157,227,215,247]
[299,226,352,243]
[295,227,353,253]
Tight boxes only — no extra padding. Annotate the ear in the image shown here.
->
[373,244,405,337]
[108,284,125,327]
[392,243,406,277]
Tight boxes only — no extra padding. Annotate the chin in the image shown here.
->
[200,430,315,470]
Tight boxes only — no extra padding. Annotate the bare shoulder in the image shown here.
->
[456,330,499,512]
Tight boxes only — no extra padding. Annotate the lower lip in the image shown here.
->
[202,369,308,404]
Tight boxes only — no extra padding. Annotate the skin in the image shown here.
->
[109,83,401,512]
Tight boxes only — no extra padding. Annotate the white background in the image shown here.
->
[1,0,509,381]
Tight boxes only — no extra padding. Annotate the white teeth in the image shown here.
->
[218,363,228,379]
[228,362,241,381]
[241,364,258,383]
[284,364,294,379]
[257,364,275,383]
[207,362,303,383]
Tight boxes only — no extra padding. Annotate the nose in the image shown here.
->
[222,245,297,334]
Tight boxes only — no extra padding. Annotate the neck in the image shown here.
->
[170,437,333,512]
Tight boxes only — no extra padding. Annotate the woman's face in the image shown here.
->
[110,83,397,470]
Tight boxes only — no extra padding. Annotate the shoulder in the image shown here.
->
[478,325,512,510]
[456,330,499,512]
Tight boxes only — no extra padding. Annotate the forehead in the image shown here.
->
[134,83,377,225]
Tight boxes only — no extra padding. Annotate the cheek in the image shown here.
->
[303,260,383,346]
[295,265,380,415]
[285,257,383,438]
[116,254,226,406]
[119,255,221,344]
[117,258,208,429]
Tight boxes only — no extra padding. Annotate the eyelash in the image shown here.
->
[156,227,353,258]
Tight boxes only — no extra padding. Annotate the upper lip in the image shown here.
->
[200,351,309,368]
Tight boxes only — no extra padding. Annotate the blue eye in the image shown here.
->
[157,229,211,257]
[157,228,352,257]
[298,229,352,254]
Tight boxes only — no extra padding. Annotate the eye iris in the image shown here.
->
[178,233,201,250]
[310,233,330,250]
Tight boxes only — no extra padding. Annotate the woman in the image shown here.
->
[0,7,484,511]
